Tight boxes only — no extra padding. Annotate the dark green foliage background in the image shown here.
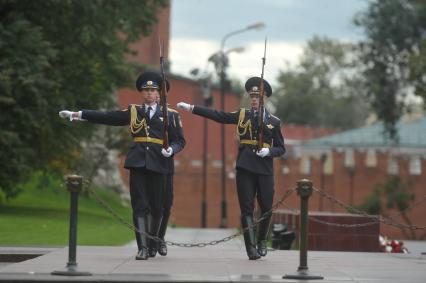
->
[0,0,167,199]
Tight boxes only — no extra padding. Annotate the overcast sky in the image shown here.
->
[169,0,369,87]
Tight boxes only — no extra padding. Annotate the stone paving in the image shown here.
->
[0,228,426,282]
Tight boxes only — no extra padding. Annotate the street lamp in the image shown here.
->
[215,22,265,228]
[219,22,265,51]
[200,74,212,228]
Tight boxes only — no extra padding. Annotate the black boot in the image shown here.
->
[135,215,149,260]
[257,212,272,257]
[157,214,169,256]
[133,215,142,252]
[148,215,163,257]
[241,216,261,260]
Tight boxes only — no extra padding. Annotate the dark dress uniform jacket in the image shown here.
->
[82,105,185,174]
[192,106,285,175]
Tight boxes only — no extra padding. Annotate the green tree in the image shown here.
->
[408,1,426,100]
[356,187,382,216]
[355,0,426,141]
[273,36,369,129]
[358,176,417,239]
[0,0,167,199]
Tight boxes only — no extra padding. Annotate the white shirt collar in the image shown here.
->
[144,103,157,112]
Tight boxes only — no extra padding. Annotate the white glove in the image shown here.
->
[59,110,73,120]
[59,110,85,121]
[177,102,193,112]
[256,148,270,158]
[161,146,173,157]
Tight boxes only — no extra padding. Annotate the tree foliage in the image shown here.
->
[358,176,417,239]
[0,0,167,199]
[355,0,426,141]
[273,36,370,129]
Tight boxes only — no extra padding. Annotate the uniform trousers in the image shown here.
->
[129,168,165,218]
[236,168,274,217]
[163,174,174,217]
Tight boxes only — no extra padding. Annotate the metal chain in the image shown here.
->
[312,187,426,230]
[88,186,296,248]
[385,195,426,221]
[278,201,381,228]
[85,177,426,242]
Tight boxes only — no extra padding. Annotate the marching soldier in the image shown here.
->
[177,77,285,260]
[59,70,185,260]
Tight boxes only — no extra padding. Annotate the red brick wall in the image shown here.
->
[111,3,426,240]
[116,86,426,240]
[126,3,170,68]
[277,149,426,240]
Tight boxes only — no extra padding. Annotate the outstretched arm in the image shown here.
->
[59,109,129,126]
[177,102,238,124]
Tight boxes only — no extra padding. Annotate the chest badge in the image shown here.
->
[266,124,274,129]
[159,117,164,122]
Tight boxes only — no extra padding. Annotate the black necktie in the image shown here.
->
[147,106,152,119]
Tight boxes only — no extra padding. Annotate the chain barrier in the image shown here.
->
[82,178,426,248]
[87,184,296,248]
[278,201,380,228]
[312,187,426,230]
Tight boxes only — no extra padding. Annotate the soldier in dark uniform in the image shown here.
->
[177,77,285,260]
[59,71,185,260]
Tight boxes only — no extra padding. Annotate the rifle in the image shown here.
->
[159,38,169,149]
[258,37,267,149]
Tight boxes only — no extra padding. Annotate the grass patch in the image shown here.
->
[0,173,134,246]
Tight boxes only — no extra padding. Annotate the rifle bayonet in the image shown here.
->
[258,37,267,149]
[159,37,169,149]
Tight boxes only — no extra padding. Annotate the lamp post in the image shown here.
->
[215,22,265,228]
[201,75,212,228]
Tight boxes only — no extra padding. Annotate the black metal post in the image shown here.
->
[68,185,78,266]
[283,179,323,280]
[219,65,227,228]
[52,175,91,276]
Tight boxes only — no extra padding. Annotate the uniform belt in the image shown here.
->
[133,137,163,145]
[240,139,271,148]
